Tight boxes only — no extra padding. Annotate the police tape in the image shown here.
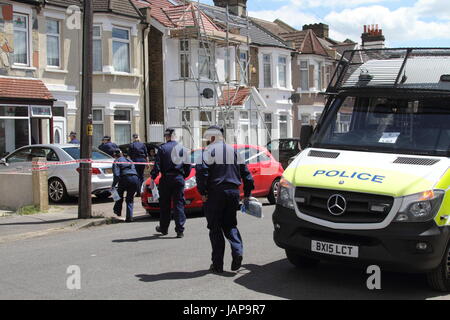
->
[1,159,155,173]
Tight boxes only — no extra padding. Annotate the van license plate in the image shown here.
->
[311,240,359,258]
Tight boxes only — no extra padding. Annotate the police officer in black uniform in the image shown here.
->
[151,128,191,238]
[99,136,119,156]
[195,126,254,273]
[112,149,140,222]
[128,133,148,187]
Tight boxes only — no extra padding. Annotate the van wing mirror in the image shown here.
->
[300,125,314,150]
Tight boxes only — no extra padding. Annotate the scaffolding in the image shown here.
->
[168,0,266,147]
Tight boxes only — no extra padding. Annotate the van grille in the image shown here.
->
[295,187,394,224]
[393,157,440,166]
[308,150,340,159]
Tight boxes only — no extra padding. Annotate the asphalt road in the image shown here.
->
[0,203,449,300]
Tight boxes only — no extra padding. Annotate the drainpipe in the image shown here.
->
[141,8,151,142]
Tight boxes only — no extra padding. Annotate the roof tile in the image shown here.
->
[0,78,54,101]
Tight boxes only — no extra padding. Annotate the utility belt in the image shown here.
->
[210,183,239,191]
[162,170,183,177]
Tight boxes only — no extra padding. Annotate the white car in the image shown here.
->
[0,144,114,203]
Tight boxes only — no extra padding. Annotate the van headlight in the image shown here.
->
[277,178,295,210]
[185,177,197,189]
[394,190,445,222]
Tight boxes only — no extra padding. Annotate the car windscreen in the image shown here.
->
[63,147,112,160]
[311,96,450,157]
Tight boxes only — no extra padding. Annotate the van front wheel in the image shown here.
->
[286,249,320,269]
[427,242,450,292]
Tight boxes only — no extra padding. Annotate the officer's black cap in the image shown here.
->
[102,135,111,141]
[132,133,139,139]
[164,128,175,136]
[112,149,122,157]
[207,125,224,135]
[70,131,76,136]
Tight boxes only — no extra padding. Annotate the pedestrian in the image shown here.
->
[99,136,119,156]
[151,128,191,238]
[195,126,254,273]
[111,149,140,223]
[68,132,80,144]
[128,133,148,188]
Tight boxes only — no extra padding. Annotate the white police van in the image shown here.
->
[273,48,450,291]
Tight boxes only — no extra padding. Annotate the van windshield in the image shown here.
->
[311,96,450,157]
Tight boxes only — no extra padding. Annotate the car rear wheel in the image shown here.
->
[427,241,450,292]
[286,249,320,269]
[267,178,280,205]
[48,178,68,203]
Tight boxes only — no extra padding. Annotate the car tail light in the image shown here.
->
[76,167,102,175]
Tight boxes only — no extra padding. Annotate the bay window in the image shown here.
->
[300,60,309,91]
[93,108,104,146]
[278,56,287,88]
[263,54,272,88]
[13,14,29,65]
[93,25,102,72]
[180,39,190,78]
[112,27,130,73]
[46,19,60,67]
[114,109,131,145]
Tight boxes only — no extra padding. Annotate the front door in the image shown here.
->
[53,118,66,144]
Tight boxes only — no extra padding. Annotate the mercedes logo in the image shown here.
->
[327,194,347,216]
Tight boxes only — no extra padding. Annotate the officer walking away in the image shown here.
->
[99,136,119,156]
[68,132,80,144]
[129,133,148,187]
[151,128,191,238]
[195,126,254,273]
[112,149,140,222]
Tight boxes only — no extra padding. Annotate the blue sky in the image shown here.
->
[200,0,450,47]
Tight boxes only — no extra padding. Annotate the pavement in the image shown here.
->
[0,197,147,244]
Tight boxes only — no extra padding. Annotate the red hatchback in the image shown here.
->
[141,144,284,215]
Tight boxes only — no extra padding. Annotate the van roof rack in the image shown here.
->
[327,48,450,94]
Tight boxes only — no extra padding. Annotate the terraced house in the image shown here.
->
[0,0,149,157]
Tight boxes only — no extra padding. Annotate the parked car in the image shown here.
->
[266,139,301,169]
[140,144,284,215]
[0,144,114,203]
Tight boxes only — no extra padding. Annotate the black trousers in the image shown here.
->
[158,175,186,233]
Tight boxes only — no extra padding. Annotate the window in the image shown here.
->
[13,14,29,65]
[224,49,231,82]
[180,39,190,78]
[46,19,60,67]
[279,114,288,138]
[6,147,33,163]
[93,109,104,147]
[200,111,213,145]
[93,25,102,72]
[199,42,212,79]
[263,54,272,88]
[112,27,130,73]
[114,109,131,145]
[301,113,311,125]
[239,50,248,85]
[300,60,309,91]
[278,56,287,88]
[264,113,272,144]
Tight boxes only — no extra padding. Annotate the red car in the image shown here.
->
[141,144,284,215]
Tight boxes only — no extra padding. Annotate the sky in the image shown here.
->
[200,0,450,47]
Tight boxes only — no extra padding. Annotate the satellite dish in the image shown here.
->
[201,88,214,99]
[290,93,301,104]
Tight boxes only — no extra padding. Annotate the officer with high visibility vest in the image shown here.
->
[151,128,191,238]
[195,126,254,273]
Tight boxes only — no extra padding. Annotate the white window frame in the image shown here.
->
[46,19,61,68]
[198,41,213,80]
[300,60,309,91]
[239,50,248,85]
[13,13,30,66]
[279,113,289,139]
[180,39,190,79]
[112,26,131,73]
[92,108,104,146]
[93,25,103,72]
[263,54,272,88]
[113,109,132,145]
[181,110,191,124]
[278,55,287,88]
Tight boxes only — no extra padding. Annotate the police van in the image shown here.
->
[273,48,450,291]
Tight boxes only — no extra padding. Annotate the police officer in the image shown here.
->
[151,128,191,238]
[128,133,148,187]
[112,149,140,222]
[99,136,119,156]
[68,132,79,144]
[195,126,254,273]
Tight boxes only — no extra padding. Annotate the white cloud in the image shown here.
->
[290,0,391,8]
[249,6,319,28]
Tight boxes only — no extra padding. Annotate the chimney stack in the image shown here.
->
[361,24,385,49]
[213,0,247,17]
[302,23,329,39]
